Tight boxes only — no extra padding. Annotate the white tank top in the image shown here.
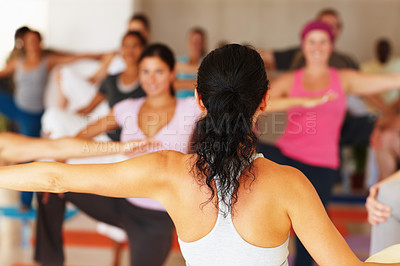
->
[178,153,289,266]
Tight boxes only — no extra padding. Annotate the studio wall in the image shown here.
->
[136,0,400,63]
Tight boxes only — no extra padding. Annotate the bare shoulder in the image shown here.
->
[253,157,311,194]
[125,150,189,178]
[338,68,358,82]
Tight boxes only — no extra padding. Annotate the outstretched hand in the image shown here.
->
[122,139,162,157]
[366,184,392,226]
[303,92,337,108]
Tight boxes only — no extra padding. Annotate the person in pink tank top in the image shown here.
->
[259,20,400,266]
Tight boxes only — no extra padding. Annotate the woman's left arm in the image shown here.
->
[0,150,174,200]
[341,69,400,96]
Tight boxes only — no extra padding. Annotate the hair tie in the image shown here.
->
[224,85,236,93]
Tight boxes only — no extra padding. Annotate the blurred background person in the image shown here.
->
[175,27,207,98]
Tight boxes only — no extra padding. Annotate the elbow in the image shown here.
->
[48,174,68,194]
[45,163,68,193]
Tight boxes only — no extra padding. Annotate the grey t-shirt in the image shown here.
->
[14,57,48,113]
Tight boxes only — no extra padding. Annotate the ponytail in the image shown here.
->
[191,44,269,213]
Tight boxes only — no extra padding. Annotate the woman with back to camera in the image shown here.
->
[259,20,400,266]
[0,44,399,265]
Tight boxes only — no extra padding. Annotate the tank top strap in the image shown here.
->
[16,56,48,73]
[215,153,264,216]
[40,56,49,69]
[16,57,24,69]
[289,69,304,96]
[328,68,345,95]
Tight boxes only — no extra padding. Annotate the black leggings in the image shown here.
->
[34,193,174,266]
[257,143,337,266]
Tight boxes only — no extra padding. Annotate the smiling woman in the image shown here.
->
[259,20,400,266]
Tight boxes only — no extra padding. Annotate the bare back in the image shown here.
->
[163,153,293,248]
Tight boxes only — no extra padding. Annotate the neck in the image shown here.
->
[25,50,42,60]
[304,63,330,76]
[145,93,175,108]
[123,63,138,75]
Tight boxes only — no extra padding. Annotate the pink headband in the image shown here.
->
[301,20,335,43]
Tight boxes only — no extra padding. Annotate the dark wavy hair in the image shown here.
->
[139,43,175,96]
[191,44,269,213]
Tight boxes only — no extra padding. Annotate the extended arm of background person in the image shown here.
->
[341,70,400,96]
[87,51,117,85]
[365,170,400,226]
[266,72,336,112]
[47,52,104,70]
[266,93,336,113]
[76,92,106,115]
[174,79,197,91]
[285,166,399,265]
[0,58,17,78]
[0,132,160,165]
[76,109,119,139]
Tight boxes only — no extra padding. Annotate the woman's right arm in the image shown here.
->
[87,52,117,85]
[0,58,17,78]
[0,150,177,199]
[76,92,106,115]
[266,93,336,113]
[265,72,336,113]
[76,109,119,139]
[285,168,398,265]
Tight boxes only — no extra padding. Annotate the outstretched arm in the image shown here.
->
[0,150,174,199]
[47,53,103,71]
[0,58,17,78]
[266,72,336,112]
[286,168,398,265]
[76,109,119,139]
[0,132,159,164]
[266,93,336,113]
[341,70,400,96]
